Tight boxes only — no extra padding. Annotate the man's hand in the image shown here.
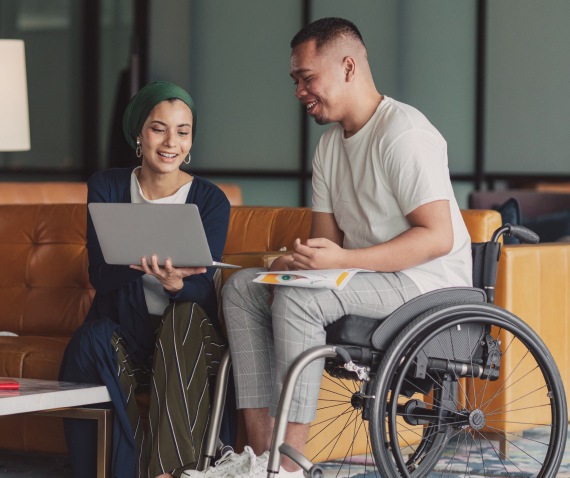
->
[130,255,206,293]
[291,237,349,270]
[269,254,296,272]
[266,254,296,305]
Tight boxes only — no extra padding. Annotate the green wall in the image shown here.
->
[485,0,570,175]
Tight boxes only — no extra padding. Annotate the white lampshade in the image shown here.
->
[0,39,31,151]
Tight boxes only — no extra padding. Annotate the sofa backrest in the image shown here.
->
[0,204,501,338]
[0,182,88,204]
[534,182,570,194]
[0,181,244,206]
[461,209,502,243]
[225,206,313,253]
[217,184,243,207]
[0,204,93,337]
[225,207,501,251]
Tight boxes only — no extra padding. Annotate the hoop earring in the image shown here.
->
[135,139,142,158]
[184,153,191,165]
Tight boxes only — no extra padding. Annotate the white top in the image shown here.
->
[130,167,192,315]
[311,96,472,293]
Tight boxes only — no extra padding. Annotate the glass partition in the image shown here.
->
[0,0,82,173]
[0,0,135,178]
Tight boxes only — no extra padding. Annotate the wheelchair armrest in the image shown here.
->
[371,287,487,351]
[325,288,486,353]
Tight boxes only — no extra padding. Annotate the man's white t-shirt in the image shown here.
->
[311,96,472,293]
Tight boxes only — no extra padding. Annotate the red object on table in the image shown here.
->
[0,379,20,390]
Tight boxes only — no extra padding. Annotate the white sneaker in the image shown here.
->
[182,447,269,478]
[233,457,304,478]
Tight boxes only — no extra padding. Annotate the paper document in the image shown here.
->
[253,269,375,291]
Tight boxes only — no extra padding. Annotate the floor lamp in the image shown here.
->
[0,39,31,154]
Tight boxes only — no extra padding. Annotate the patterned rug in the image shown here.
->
[1,426,569,477]
[318,427,570,478]
[431,427,570,478]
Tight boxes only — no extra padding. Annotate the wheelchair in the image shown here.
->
[203,224,568,477]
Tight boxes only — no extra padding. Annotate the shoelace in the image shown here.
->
[241,449,269,477]
[208,446,257,475]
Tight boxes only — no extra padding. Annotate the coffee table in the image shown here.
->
[0,377,112,478]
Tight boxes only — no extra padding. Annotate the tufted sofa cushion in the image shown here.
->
[0,205,93,337]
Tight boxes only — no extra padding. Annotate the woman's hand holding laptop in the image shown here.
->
[130,255,207,293]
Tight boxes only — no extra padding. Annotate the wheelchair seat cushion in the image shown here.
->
[325,315,380,348]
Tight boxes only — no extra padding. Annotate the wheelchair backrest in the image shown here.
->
[471,241,501,303]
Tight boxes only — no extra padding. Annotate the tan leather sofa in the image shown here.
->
[1,204,568,460]
[0,181,244,206]
[534,182,570,194]
[0,182,88,204]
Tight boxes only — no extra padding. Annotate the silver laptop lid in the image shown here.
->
[88,203,239,268]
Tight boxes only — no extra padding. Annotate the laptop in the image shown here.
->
[88,203,240,269]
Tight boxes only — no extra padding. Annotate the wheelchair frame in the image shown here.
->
[201,224,568,478]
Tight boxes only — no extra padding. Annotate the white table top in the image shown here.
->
[0,377,111,416]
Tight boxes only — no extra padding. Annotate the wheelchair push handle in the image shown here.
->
[491,223,540,244]
[476,223,539,305]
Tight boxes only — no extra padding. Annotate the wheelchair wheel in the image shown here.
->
[369,303,568,478]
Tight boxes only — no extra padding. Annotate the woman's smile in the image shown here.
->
[157,151,178,161]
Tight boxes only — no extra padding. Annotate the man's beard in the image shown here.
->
[313,114,332,126]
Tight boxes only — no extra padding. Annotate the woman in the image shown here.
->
[60,81,231,478]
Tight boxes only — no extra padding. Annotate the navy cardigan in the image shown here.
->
[85,167,230,364]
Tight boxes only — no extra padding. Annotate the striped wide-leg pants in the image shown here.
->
[114,301,226,478]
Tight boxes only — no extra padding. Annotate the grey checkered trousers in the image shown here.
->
[222,268,420,424]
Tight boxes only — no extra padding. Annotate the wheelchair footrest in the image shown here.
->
[278,443,324,478]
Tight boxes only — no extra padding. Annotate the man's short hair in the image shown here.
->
[290,17,365,51]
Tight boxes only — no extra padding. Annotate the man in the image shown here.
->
[186,16,471,478]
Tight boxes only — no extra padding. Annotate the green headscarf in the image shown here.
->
[122,81,197,150]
